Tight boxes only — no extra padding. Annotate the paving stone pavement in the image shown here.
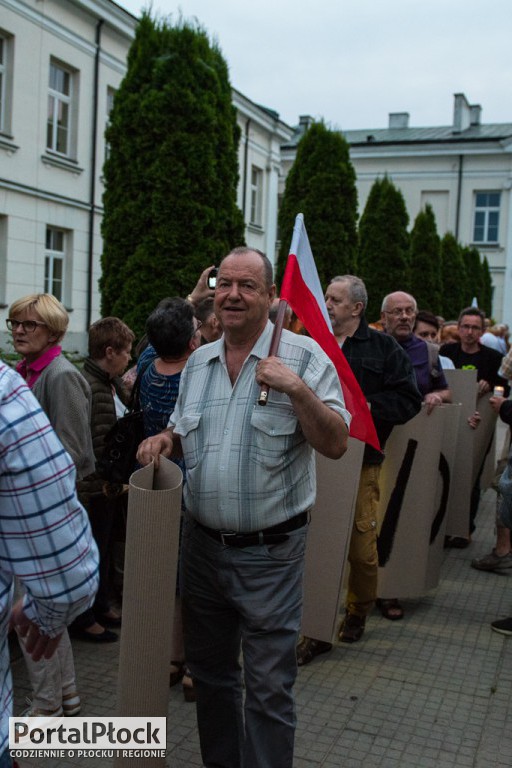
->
[10,487,512,768]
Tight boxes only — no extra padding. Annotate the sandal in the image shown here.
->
[296,636,332,666]
[376,598,404,621]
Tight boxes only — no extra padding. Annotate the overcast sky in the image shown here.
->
[115,0,511,131]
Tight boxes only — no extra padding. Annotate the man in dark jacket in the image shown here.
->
[297,275,421,664]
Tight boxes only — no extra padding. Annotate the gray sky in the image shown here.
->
[116,0,511,131]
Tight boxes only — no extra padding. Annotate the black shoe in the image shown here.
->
[296,637,332,666]
[97,612,122,628]
[69,626,118,643]
[444,535,470,549]
[338,612,366,643]
[491,617,512,636]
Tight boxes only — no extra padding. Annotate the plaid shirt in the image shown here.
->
[169,322,349,532]
[0,363,99,753]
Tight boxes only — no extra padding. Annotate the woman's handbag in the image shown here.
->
[96,362,151,485]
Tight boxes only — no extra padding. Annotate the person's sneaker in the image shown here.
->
[491,617,512,636]
[471,550,512,571]
[338,612,366,643]
[62,691,81,716]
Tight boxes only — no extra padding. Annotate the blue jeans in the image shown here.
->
[181,517,307,768]
[0,749,12,768]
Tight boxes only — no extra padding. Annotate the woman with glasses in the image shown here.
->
[6,293,95,718]
[138,297,202,702]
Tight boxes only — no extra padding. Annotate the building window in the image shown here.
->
[0,32,13,135]
[105,86,116,161]
[473,192,500,244]
[47,60,74,156]
[45,227,65,301]
[250,166,263,226]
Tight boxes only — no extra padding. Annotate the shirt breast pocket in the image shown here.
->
[173,413,202,469]
[250,408,300,469]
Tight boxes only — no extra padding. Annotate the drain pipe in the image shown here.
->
[455,154,463,240]
[242,118,251,220]
[86,18,103,331]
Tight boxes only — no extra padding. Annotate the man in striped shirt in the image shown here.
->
[138,248,350,768]
[0,362,99,767]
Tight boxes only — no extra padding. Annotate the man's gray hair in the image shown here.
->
[381,292,417,312]
[330,275,368,311]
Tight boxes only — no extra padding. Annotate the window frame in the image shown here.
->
[473,191,501,245]
[44,226,66,302]
[0,30,14,136]
[250,165,263,227]
[47,59,75,158]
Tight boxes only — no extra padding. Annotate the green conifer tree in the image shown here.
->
[358,176,410,321]
[481,256,493,317]
[409,204,441,312]
[101,13,244,337]
[276,122,358,289]
[440,233,468,319]
[462,246,484,309]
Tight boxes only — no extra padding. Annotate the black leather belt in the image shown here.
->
[197,511,309,548]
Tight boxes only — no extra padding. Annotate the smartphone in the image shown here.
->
[208,267,218,289]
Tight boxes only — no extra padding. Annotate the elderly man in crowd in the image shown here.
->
[379,291,451,617]
[297,275,421,664]
[137,247,350,768]
[381,292,451,413]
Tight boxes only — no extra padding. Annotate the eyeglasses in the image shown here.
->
[6,318,48,333]
[459,324,482,332]
[383,307,416,318]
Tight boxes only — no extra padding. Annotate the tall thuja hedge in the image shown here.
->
[440,233,468,319]
[358,176,410,321]
[481,256,493,317]
[101,13,244,337]
[276,122,358,289]
[463,245,489,312]
[409,204,441,312]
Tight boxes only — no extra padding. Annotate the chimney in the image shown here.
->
[453,93,471,133]
[470,104,482,126]
[388,112,409,129]
[298,115,314,131]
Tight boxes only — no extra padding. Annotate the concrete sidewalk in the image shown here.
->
[11,487,512,768]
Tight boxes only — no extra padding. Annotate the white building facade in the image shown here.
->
[283,96,512,324]
[0,0,292,351]
[2,1,511,345]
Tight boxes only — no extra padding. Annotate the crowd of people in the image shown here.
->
[1,249,512,768]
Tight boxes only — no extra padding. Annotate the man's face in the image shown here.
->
[458,313,483,352]
[325,281,360,334]
[415,320,438,344]
[215,252,274,336]
[381,292,417,342]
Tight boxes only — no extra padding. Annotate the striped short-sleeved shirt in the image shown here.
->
[0,363,99,753]
[169,321,350,532]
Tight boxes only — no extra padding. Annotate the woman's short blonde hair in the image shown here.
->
[8,294,69,341]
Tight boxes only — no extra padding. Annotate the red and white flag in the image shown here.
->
[280,214,380,450]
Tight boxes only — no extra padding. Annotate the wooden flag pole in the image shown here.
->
[257,298,289,405]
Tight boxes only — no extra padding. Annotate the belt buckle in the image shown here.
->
[220,530,237,545]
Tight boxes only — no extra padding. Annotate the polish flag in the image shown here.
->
[280,214,380,450]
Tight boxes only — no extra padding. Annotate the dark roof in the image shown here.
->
[283,122,512,149]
